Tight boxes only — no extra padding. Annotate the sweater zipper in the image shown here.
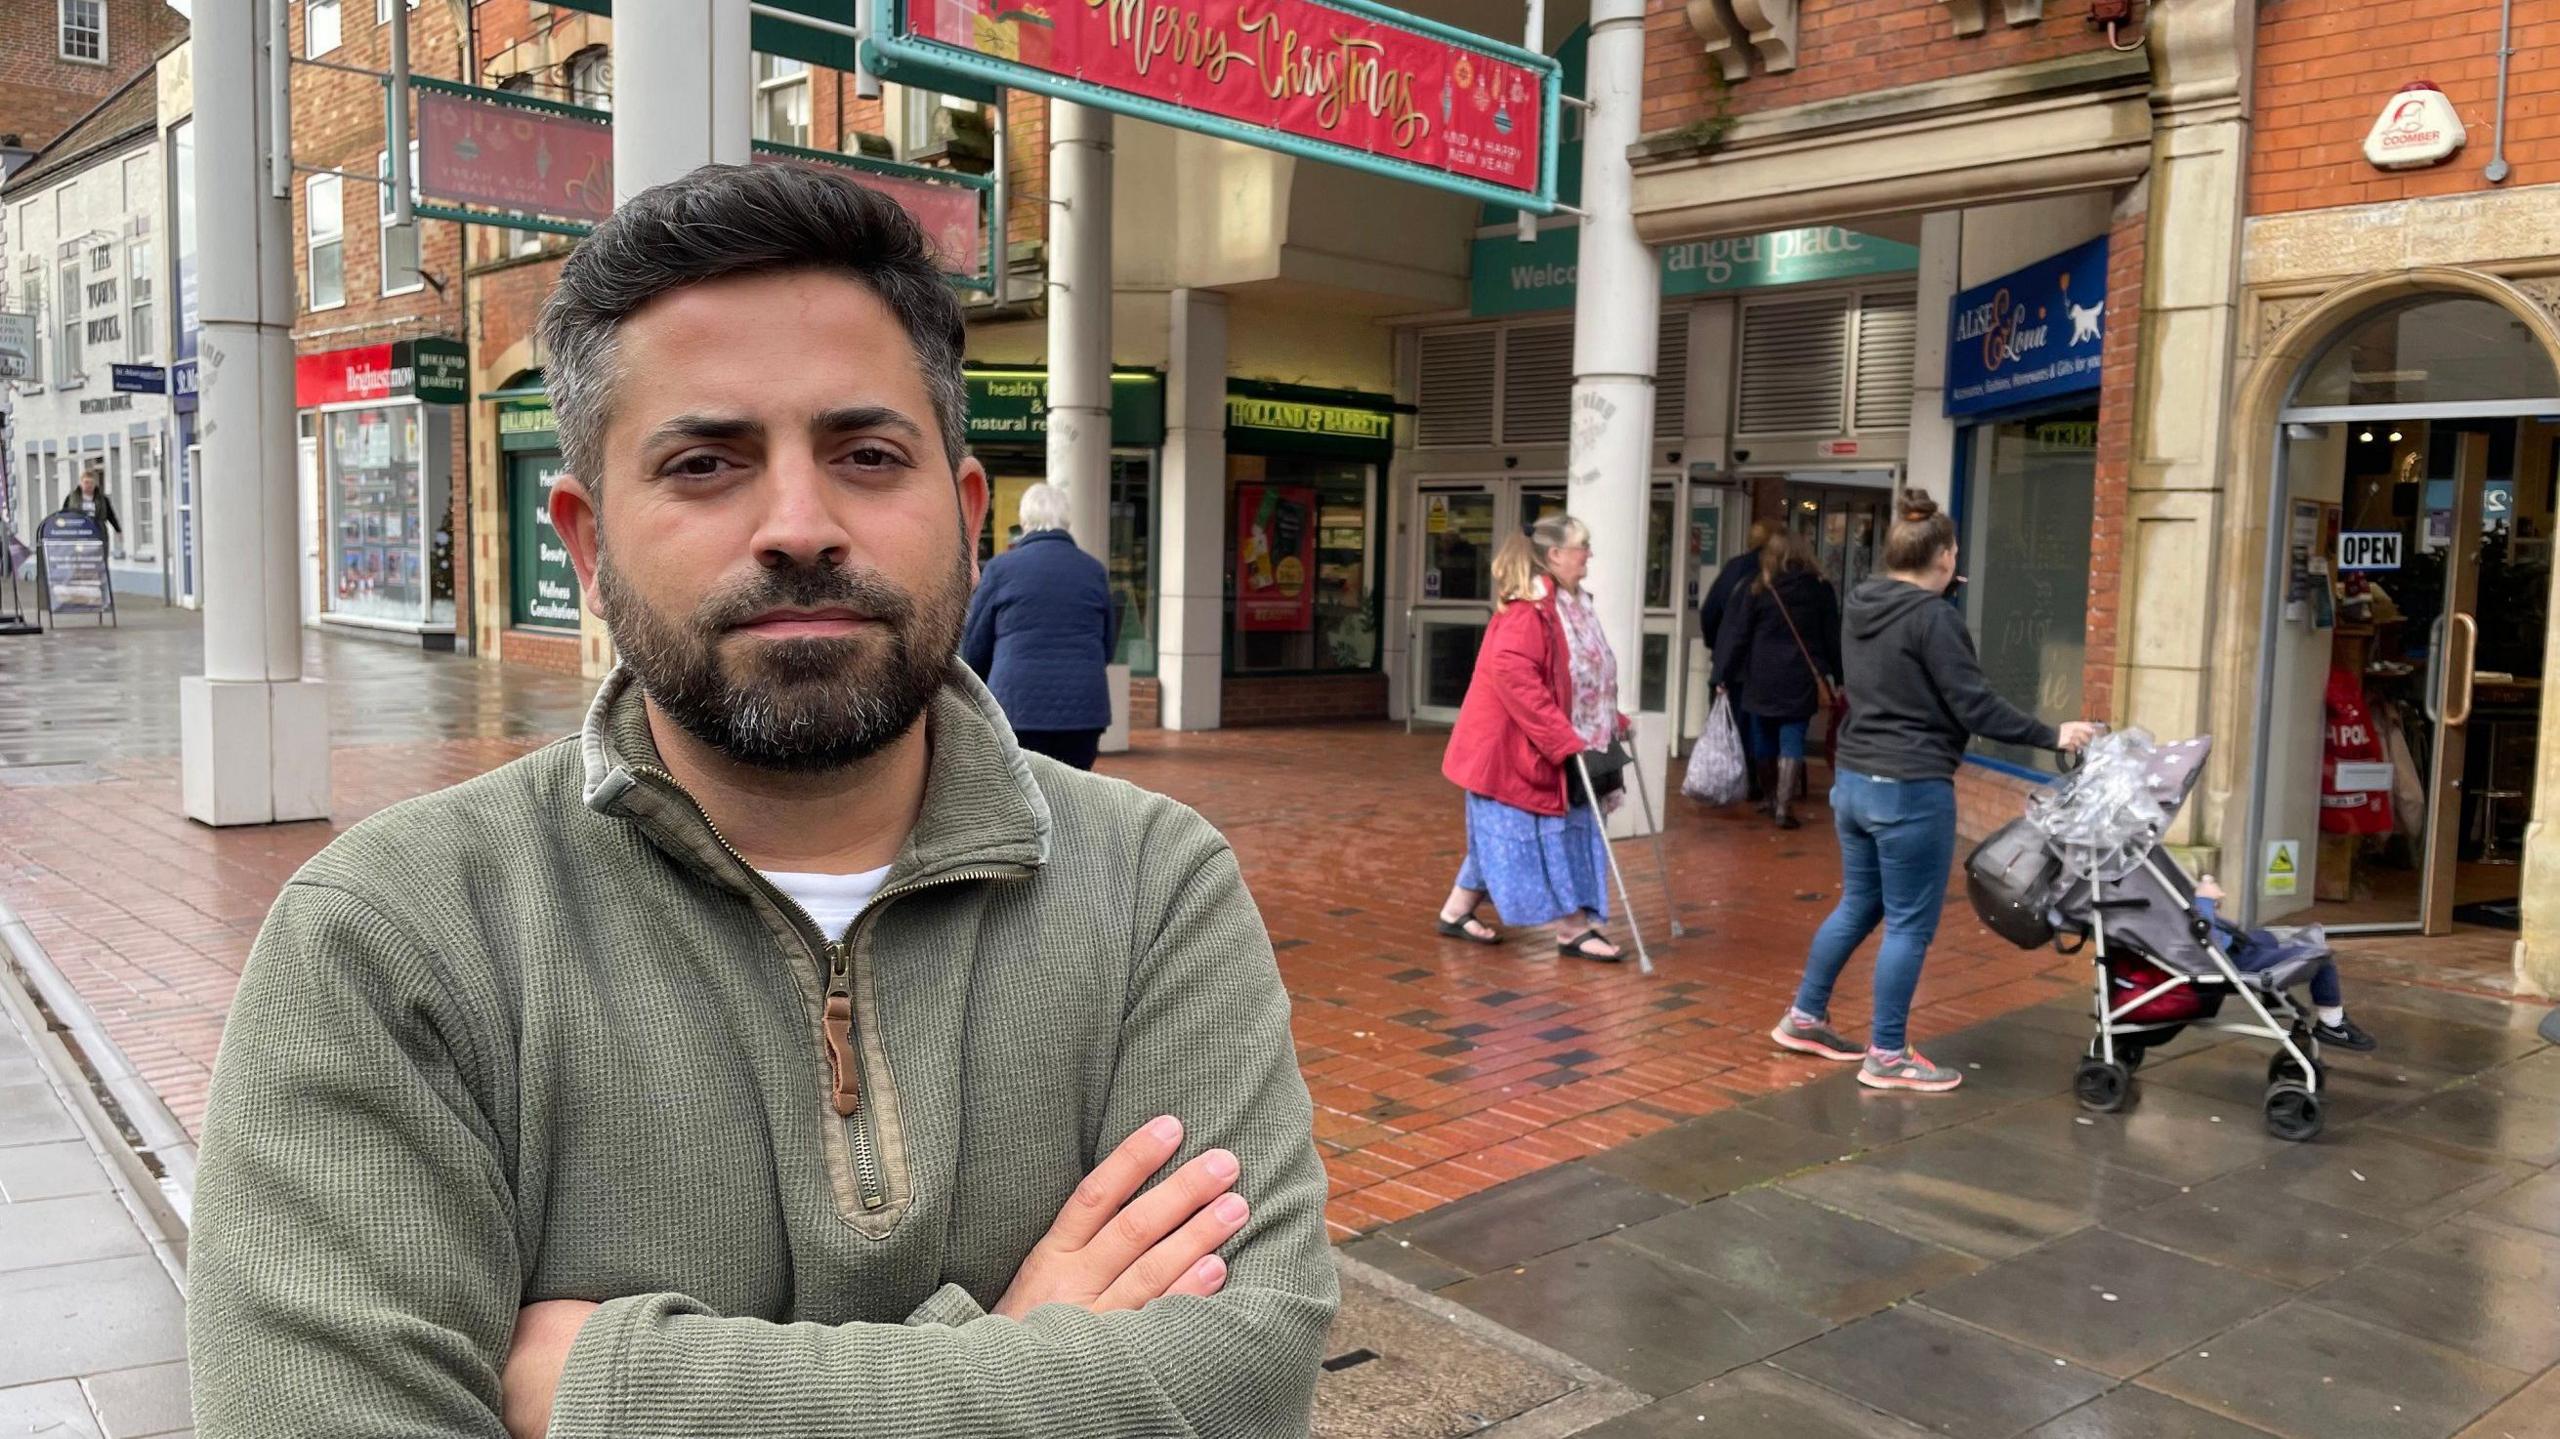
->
[631,764,891,1213]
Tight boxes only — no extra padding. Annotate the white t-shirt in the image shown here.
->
[761,864,893,942]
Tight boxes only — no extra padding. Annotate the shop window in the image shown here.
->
[1226,455,1377,675]
[1962,407,2096,771]
[326,405,446,624]
[306,174,344,311]
[2291,297,2560,409]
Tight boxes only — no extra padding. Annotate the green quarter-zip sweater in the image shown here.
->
[187,665,1338,1437]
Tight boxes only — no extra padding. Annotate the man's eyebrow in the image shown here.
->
[811,406,926,442]
[644,414,763,449]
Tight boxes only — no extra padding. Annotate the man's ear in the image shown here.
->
[956,455,991,583]
[550,473,605,617]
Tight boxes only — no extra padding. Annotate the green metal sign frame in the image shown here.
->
[864,0,1561,215]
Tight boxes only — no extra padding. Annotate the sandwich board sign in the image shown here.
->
[37,511,117,625]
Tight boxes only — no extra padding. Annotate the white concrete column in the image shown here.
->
[181,0,328,826]
[1157,288,1227,732]
[1567,0,1661,836]
[1903,210,1963,506]
[1046,100,1125,744]
[612,0,751,201]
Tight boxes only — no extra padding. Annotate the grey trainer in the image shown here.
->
[1858,1048,1964,1093]
[1771,1012,1863,1062]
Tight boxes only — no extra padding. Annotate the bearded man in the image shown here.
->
[187,162,1335,1438]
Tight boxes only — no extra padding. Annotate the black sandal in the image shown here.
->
[1436,910,1502,945]
[1558,928,1623,962]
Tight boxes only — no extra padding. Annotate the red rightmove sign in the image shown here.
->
[880,0,1556,208]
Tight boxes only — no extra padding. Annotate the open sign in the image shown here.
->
[2337,531,2402,571]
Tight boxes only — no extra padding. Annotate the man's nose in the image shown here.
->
[750,450,855,570]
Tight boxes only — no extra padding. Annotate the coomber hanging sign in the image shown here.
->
[871,0,1559,211]
[2363,80,2466,170]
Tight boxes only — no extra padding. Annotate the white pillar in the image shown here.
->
[1158,289,1227,731]
[613,0,751,201]
[1902,210,1963,506]
[1046,100,1126,745]
[181,0,328,826]
[1567,0,1661,836]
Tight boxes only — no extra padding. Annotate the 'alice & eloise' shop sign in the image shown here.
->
[873,0,1559,211]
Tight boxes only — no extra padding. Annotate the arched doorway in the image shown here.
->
[2242,293,2560,941]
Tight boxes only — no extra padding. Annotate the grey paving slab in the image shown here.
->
[1582,1108,1853,1205]
[1386,1163,1683,1279]
[1779,1127,2177,1261]
[2109,1170,2415,1290]
[2138,1043,2458,1131]
[0,1194,150,1275]
[2147,1303,2524,1439]
[1895,1018,2089,1097]
[2476,1047,2560,1101]
[2368,1081,2560,1166]
[0,1379,104,1439]
[1959,1085,2298,1187]
[0,1256,185,1389]
[1307,1274,1574,1439]
[82,1361,192,1439]
[2453,1364,2560,1439]
[1578,1364,1932,1439]
[1771,1304,2111,1439]
[2343,1010,2546,1077]
[1333,1234,1471,1292]
[2304,1218,2560,1374]
[1919,1228,2291,1378]
[2360,982,2555,1034]
[2248,1125,2533,1228]
[1615,1187,1985,1324]
[1441,1237,1829,1397]
[0,1140,112,1202]
[2468,1171,2560,1240]
[2024,1385,2290,1439]
[0,1047,41,1086]
[0,1082,81,1149]
[1743,1069,2028,1151]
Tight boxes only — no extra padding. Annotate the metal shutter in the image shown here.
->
[1852,291,1918,432]
[1653,307,1691,441]
[1737,294,1850,435]
[1499,321,1575,445]
[1417,329,1497,447]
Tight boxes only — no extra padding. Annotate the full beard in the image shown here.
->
[597,546,972,773]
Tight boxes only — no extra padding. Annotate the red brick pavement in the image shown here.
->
[9,724,2151,1239]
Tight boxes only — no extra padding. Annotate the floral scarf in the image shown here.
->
[1551,583,1620,752]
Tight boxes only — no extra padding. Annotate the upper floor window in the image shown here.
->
[379,144,423,295]
[307,173,345,311]
[497,77,545,258]
[59,0,106,64]
[376,0,419,22]
[753,55,810,149]
[307,0,342,58]
[569,47,612,113]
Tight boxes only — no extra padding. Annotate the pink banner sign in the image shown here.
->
[749,151,987,277]
[905,0,1542,196]
[417,89,615,224]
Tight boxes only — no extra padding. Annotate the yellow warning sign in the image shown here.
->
[2263,840,2300,898]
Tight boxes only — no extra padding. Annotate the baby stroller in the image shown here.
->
[1966,730,2335,1141]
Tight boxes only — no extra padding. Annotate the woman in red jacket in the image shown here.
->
[1433,515,1630,962]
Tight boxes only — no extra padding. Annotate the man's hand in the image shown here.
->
[995,1115,1249,1320]
[502,1298,600,1439]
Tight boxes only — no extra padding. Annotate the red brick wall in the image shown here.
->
[1642,0,2117,135]
[500,628,584,675]
[0,0,185,155]
[1222,674,1392,727]
[292,0,473,641]
[1956,762,2039,842]
[1130,677,1162,730]
[2251,0,2560,215]
[2082,193,2143,725]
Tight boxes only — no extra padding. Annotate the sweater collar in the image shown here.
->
[580,661,1052,889]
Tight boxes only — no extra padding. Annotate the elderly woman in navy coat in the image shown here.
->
[962,482,1119,769]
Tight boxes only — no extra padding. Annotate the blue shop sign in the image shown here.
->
[171,359,199,413]
[1945,237,2109,418]
[111,363,167,395]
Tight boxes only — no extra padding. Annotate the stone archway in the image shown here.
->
[2211,268,2560,997]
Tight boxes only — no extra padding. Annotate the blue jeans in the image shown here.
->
[1793,769,1958,1053]
[1744,713,1809,762]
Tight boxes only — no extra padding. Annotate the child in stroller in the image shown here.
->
[1965,729,2360,1141]
[2189,874,2377,1053]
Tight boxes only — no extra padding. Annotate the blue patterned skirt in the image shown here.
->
[1455,792,1611,927]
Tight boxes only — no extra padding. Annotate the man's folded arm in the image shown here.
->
[549,811,1339,1439]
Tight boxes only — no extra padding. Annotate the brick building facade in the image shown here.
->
[0,0,187,173]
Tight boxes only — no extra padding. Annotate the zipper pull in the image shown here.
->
[823,992,860,1116]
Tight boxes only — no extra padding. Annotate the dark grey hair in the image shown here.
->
[535,162,970,490]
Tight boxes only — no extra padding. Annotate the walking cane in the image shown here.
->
[1622,744,1689,939]
[1575,753,1655,975]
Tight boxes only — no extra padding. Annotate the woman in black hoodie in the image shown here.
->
[1709,530,1839,830]
[1768,495,2098,1093]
